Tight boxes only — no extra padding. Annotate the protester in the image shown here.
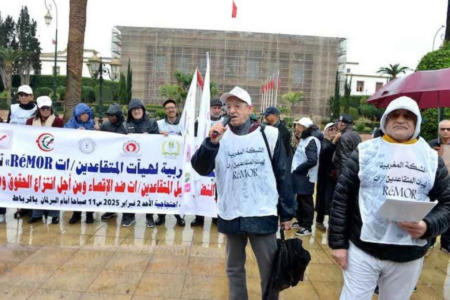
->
[191,98,223,227]
[329,97,450,300]
[100,104,128,221]
[191,86,294,300]
[155,99,185,227]
[262,106,292,157]
[7,85,37,124]
[291,117,322,236]
[315,122,339,231]
[4,85,38,221]
[25,96,63,224]
[123,98,160,227]
[64,103,96,224]
[332,113,361,178]
[428,119,450,254]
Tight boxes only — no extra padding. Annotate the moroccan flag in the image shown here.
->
[52,39,56,45]
[232,1,237,18]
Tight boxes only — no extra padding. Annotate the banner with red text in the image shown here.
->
[0,124,217,216]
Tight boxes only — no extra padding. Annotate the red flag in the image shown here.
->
[52,39,56,45]
[197,70,204,89]
[277,75,280,86]
[232,1,237,18]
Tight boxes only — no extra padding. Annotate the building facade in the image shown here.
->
[113,26,346,117]
[339,62,390,97]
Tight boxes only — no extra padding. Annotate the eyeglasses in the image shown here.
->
[164,106,177,111]
[40,106,51,111]
[18,93,31,97]
[440,128,450,132]
[328,127,337,131]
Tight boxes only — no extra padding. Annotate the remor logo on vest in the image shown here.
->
[233,168,258,180]
[382,186,418,200]
[36,133,54,152]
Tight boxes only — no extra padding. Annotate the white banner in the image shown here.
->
[0,124,217,216]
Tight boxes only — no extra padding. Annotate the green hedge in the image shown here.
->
[35,87,53,97]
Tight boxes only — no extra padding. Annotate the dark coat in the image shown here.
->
[332,126,361,175]
[274,120,292,157]
[329,147,450,263]
[125,99,159,134]
[26,117,64,128]
[315,139,337,216]
[291,128,322,196]
[101,104,127,134]
[191,125,295,235]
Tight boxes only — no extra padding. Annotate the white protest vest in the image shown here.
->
[157,119,182,136]
[215,126,279,220]
[358,138,438,246]
[291,136,321,183]
[9,104,36,125]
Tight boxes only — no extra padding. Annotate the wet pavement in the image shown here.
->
[0,212,447,299]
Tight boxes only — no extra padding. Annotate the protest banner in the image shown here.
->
[0,124,217,216]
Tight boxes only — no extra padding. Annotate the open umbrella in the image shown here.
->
[367,67,450,142]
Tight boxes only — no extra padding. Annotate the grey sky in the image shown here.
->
[0,0,447,74]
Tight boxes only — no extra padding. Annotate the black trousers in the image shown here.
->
[0,207,5,214]
[72,211,93,217]
[316,210,325,224]
[296,194,314,230]
[122,213,182,221]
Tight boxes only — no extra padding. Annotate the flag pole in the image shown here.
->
[275,70,280,107]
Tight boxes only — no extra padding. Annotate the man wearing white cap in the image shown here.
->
[0,85,38,222]
[7,85,37,125]
[291,117,322,236]
[191,86,294,299]
[329,97,450,299]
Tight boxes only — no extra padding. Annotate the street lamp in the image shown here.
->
[44,0,58,114]
[433,25,445,51]
[87,53,121,124]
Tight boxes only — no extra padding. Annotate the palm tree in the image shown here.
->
[281,91,304,117]
[0,47,23,105]
[377,64,410,80]
[65,0,88,121]
[446,0,450,42]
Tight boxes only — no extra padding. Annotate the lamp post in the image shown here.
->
[87,52,121,124]
[433,25,445,51]
[44,0,58,113]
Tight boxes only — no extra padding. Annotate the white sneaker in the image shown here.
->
[0,214,5,223]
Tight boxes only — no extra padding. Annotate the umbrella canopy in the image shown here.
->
[367,67,450,109]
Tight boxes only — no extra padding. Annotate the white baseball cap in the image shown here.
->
[18,85,33,95]
[37,96,52,108]
[220,86,252,105]
[294,117,313,128]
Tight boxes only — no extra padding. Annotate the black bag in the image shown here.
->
[263,228,311,300]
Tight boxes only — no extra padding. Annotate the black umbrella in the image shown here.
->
[263,227,311,299]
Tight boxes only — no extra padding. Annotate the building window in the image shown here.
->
[346,68,351,73]
[356,81,364,92]
[52,66,60,75]
[376,82,383,91]
[292,62,305,85]
[246,59,260,79]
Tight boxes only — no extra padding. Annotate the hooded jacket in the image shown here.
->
[329,97,450,262]
[125,99,159,134]
[100,104,127,134]
[64,103,95,130]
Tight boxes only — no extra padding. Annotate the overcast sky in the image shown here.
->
[0,0,447,74]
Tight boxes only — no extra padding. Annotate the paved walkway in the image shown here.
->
[0,212,447,299]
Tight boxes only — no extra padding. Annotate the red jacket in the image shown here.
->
[26,117,64,128]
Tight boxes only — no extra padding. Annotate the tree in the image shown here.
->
[329,71,341,119]
[117,72,127,104]
[158,84,183,104]
[15,6,41,85]
[126,59,132,102]
[0,47,23,104]
[0,13,17,49]
[343,76,352,114]
[377,64,409,80]
[281,91,304,117]
[64,0,88,122]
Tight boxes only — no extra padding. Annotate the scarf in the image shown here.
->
[32,115,56,127]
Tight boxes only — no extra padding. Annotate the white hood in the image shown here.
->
[380,96,421,140]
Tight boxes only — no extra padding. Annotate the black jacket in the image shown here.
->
[333,126,361,173]
[125,99,159,134]
[429,138,440,148]
[100,104,127,134]
[292,128,322,196]
[191,125,295,235]
[315,139,337,216]
[274,120,292,157]
[329,146,450,263]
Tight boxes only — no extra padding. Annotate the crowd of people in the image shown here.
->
[2,85,450,300]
